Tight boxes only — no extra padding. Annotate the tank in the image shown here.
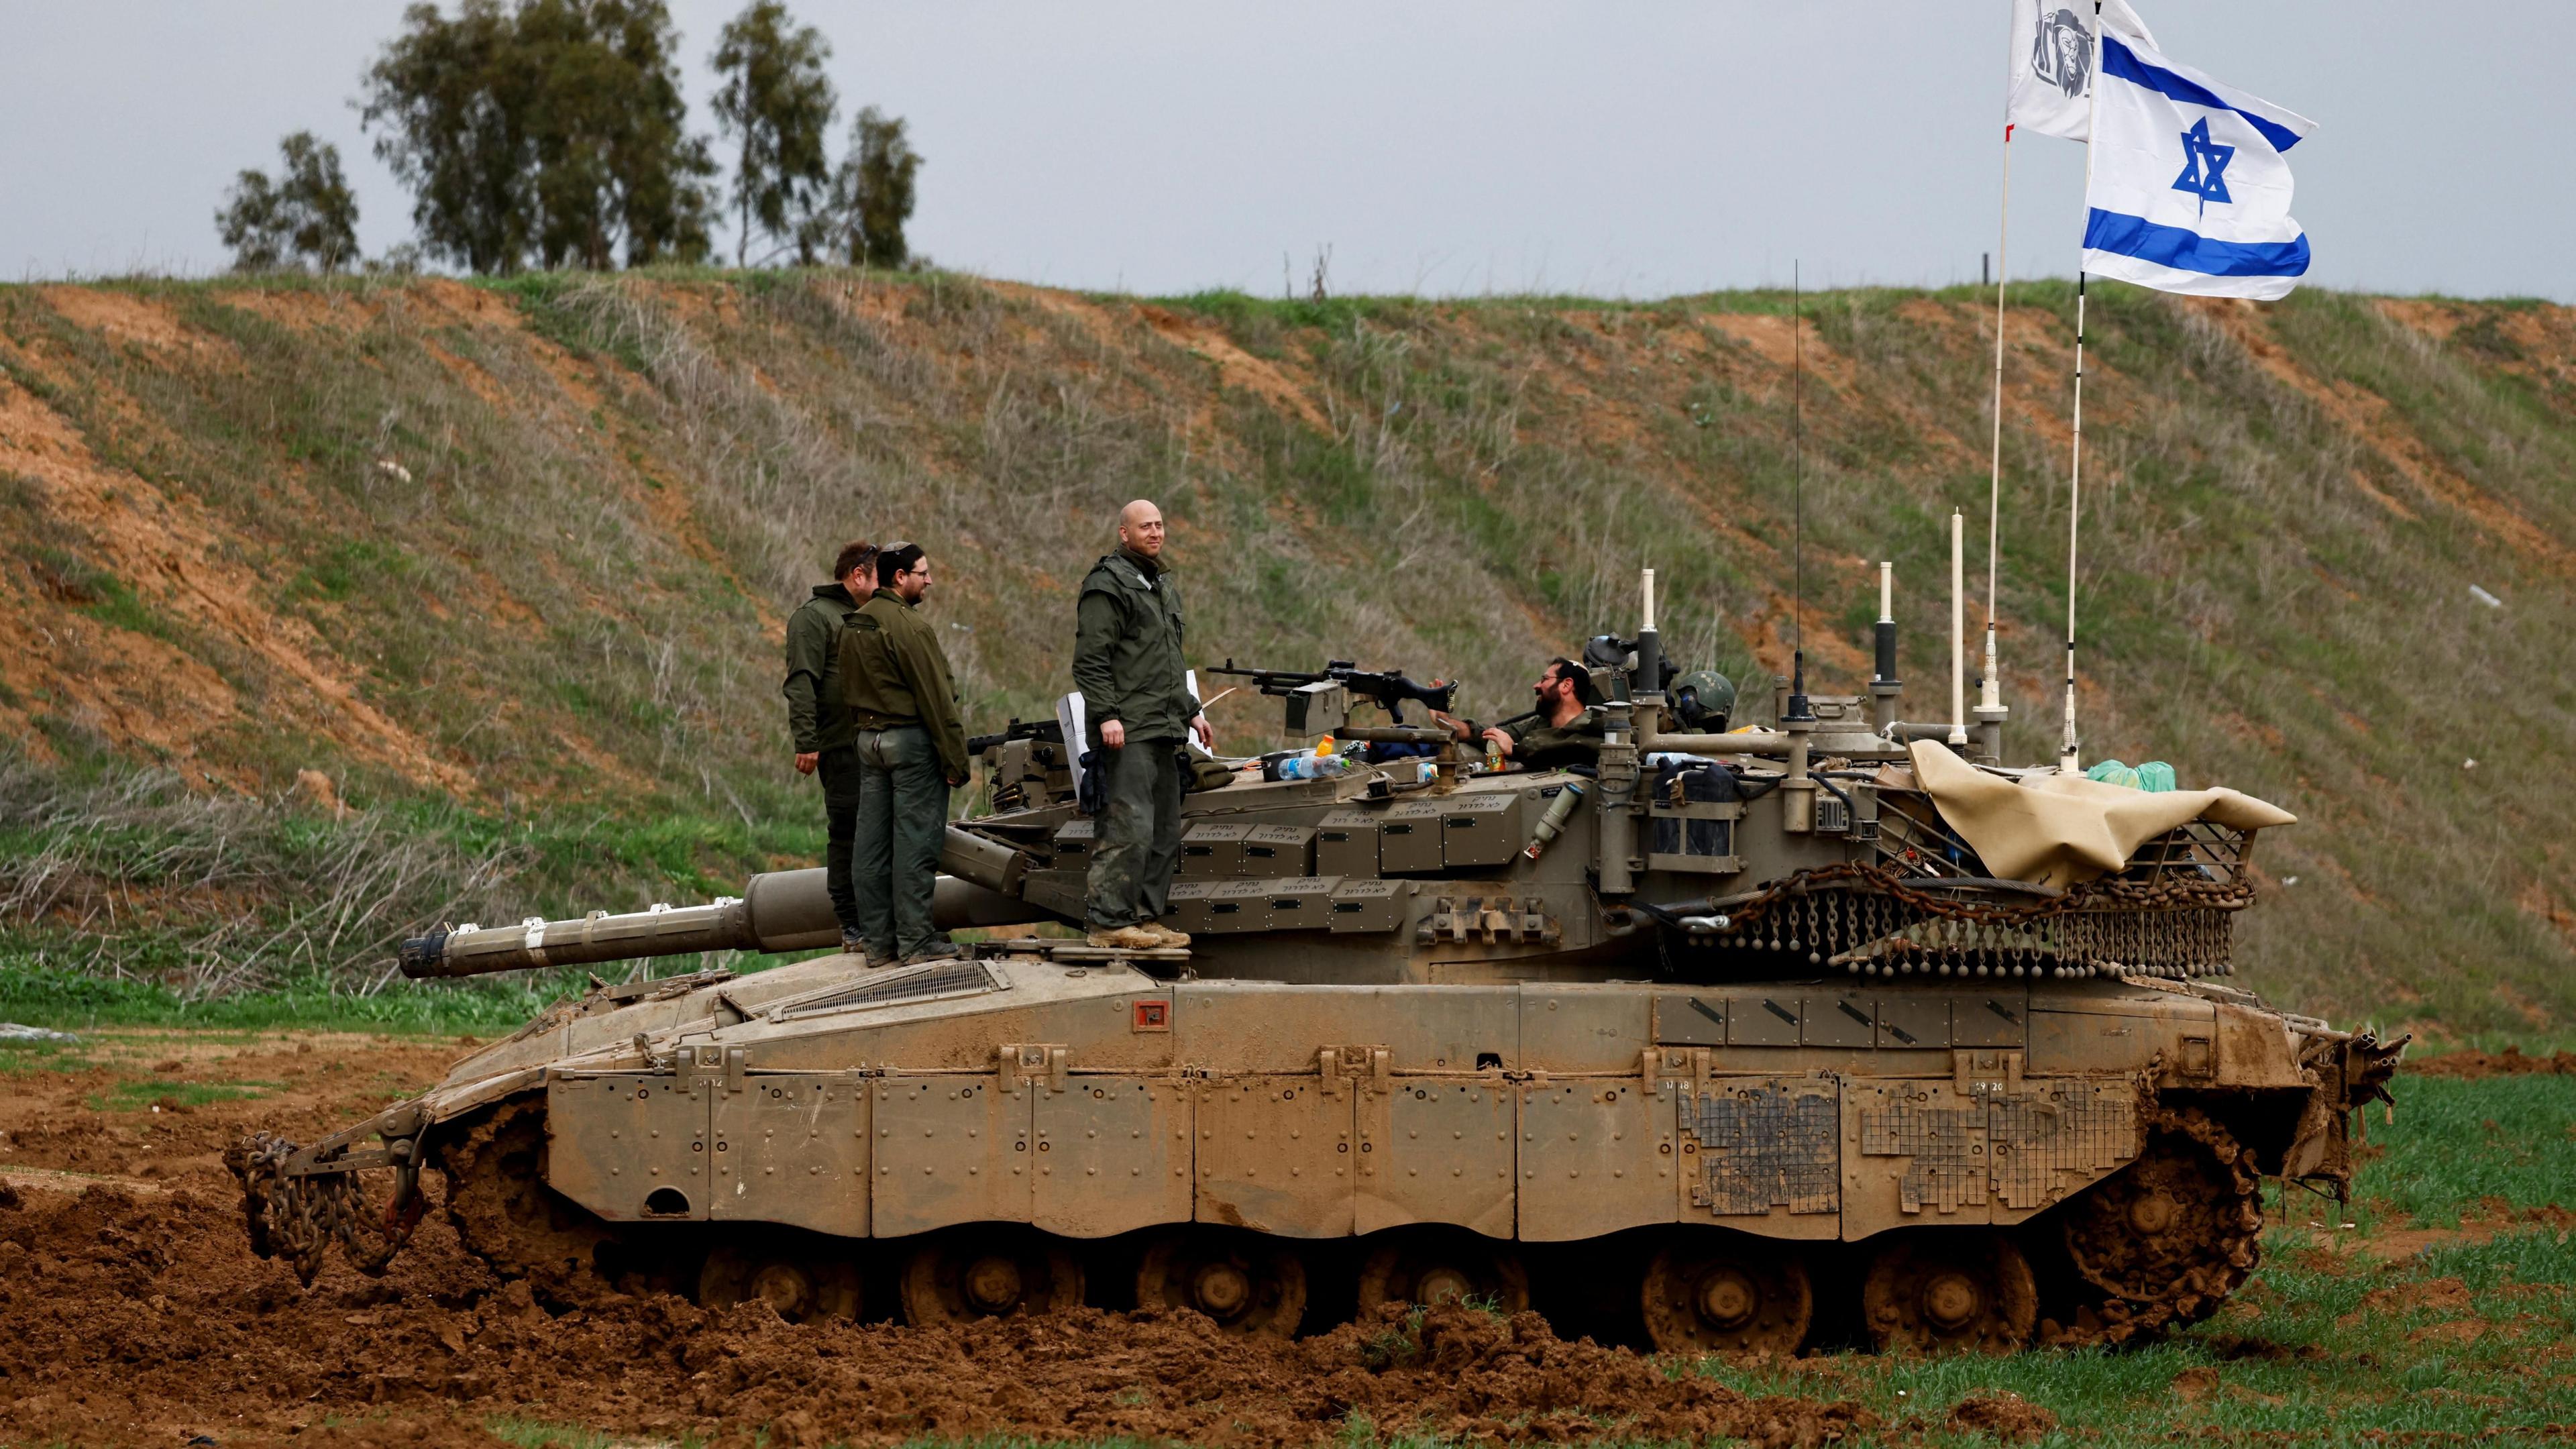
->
[229,582,2404,1355]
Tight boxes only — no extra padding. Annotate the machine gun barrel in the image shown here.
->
[967,716,1065,756]
[398,827,1050,979]
[1209,659,1456,717]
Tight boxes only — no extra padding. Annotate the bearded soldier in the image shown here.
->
[838,542,970,965]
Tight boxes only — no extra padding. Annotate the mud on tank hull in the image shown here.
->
[321,941,2387,1355]
[239,695,2404,1352]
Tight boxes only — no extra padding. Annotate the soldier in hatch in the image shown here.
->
[1074,499,1214,951]
[783,540,877,954]
[838,542,971,965]
[1430,657,1605,770]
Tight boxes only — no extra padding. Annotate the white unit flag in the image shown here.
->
[2008,0,2156,141]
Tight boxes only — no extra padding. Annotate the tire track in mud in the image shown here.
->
[0,1178,1872,1449]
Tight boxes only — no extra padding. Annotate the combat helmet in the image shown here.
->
[1670,668,1735,732]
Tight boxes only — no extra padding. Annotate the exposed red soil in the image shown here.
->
[0,1032,1874,1449]
[2410,1045,2576,1079]
[1943,1391,2057,1444]
[0,1185,1873,1449]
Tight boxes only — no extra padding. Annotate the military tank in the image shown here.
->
[231,570,2402,1354]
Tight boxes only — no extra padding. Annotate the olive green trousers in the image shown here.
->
[851,724,949,960]
[1084,737,1187,928]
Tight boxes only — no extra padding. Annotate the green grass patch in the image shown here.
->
[86,1075,283,1112]
[2357,1073,2576,1227]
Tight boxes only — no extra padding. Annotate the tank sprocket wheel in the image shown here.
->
[1355,1232,1530,1315]
[1640,1232,1813,1357]
[700,1242,864,1323]
[435,1097,613,1298]
[2059,1106,2262,1344]
[1861,1231,2038,1354]
[898,1226,1083,1325]
[1136,1228,1307,1338]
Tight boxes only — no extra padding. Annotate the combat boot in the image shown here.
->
[1085,925,1163,951]
[1138,920,1193,949]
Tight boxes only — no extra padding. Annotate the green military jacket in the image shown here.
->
[839,589,971,782]
[782,583,864,753]
[1505,707,1605,770]
[1073,547,1195,743]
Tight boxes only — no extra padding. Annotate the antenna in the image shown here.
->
[1787,262,1811,722]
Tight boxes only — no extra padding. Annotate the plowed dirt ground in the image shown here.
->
[4,1031,2573,1448]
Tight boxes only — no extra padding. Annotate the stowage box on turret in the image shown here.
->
[233,582,2403,1354]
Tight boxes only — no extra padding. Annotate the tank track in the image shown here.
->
[2048,1106,2262,1346]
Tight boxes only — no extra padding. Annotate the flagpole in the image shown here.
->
[2057,2,2108,773]
[1982,115,2013,736]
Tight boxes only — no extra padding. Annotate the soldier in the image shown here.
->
[782,540,876,953]
[838,542,971,965]
[1668,669,1737,735]
[1432,657,1605,770]
[1074,499,1212,951]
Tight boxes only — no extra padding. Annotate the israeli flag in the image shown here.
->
[2082,34,2315,300]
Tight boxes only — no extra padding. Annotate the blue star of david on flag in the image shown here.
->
[2171,117,2235,215]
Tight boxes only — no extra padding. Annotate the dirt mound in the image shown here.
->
[1944,1391,2057,1444]
[0,1182,1872,1449]
[2410,1046,2576,1078]
[2360,1275,2475,1317]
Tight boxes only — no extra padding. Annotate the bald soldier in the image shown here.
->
[1073,500,1213,951]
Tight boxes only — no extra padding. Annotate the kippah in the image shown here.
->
[877,541,925,584]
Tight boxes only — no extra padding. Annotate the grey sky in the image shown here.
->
[5,1,2565,299]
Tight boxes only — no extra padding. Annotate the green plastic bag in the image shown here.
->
[2135,760,2178,792]
[2086,759,2145,790]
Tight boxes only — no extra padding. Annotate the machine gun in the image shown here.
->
[1209,659,1456,735]
[969,716,1072,812]
[966,716,1065,757]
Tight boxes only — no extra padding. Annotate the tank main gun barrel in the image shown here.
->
[399,826,1052,979]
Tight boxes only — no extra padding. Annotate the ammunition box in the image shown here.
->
[1178,822,1255,879]
[1316,810,1380,878]
[1438,793,1527,869]
[1328,879,1409,933]
[1165,879,1222,936]
[1240,824,1316,876]
[1050,818,1096,867]
[1260,876,1340,931]
[1203,879,1275,932]
[1379,801,1446,874]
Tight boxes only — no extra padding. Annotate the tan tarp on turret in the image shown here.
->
[1902,741,2296,889]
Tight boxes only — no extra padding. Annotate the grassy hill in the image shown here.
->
[3,270,2571,1038]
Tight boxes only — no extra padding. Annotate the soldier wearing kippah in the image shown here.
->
[839,541,971,965]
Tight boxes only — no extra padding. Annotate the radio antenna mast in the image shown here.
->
[1788,262,1811,722]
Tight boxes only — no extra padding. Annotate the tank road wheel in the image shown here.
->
[1136,1228,1307,1338]
[699,1242,863,1323]
[1861,1231,2037,1354]
[2059,1107,2263,1342]
[1640,1232,1813,1357]
[1356,1231,1530,1315]
[899,1226,1084,1325]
